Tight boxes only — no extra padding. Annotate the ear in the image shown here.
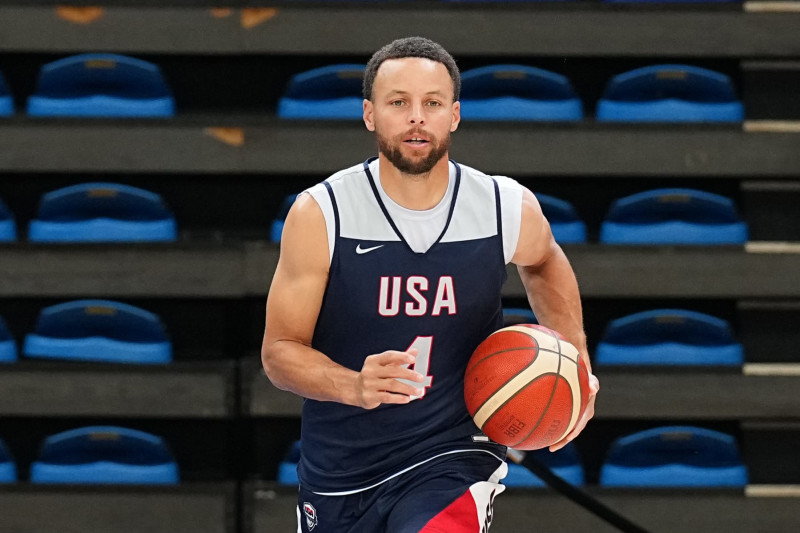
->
[363,99,375,132]
[450,100,461,133]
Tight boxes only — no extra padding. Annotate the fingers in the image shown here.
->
[381,375,425,398]
[548,413,586,452]
[589,373,600,394]
[357,378,423,408]
[364,351,425,383]
[370,349,417,367]
[548,413,587,451]
[357,349,425,409]
[549,378,599,452]
[374,391,415,406]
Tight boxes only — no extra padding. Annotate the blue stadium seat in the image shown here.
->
[278,64,366,119]
[504,443,584,488]
[271,194,298,242]
[536,193,587,243]
[0,315,18,364]
[30,426,179,484]
[599,188,748,245]
[460,65,583,121]
[595,309,744,366]
[596,65,744,122]
[0,438,17,483]
[27,54,175,118]
[23,299,172,364]
[600,426,748,487]
[28,182,177,243]
[0,71,13,116]
[277,440,301,486]
[0,197,16,242]
[502,307,537,327]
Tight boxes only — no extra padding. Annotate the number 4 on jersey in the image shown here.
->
[397,336,434,400]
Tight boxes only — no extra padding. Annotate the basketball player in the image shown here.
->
[262,37,600,533]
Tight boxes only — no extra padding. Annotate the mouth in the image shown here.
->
[402,135,431,149]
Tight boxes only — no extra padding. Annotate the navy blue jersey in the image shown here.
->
[299,158,518,494]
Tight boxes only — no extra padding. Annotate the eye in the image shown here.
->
[427,100,442,107]
[390,100,405,107]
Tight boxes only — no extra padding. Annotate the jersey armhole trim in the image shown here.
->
[322,181,339,265]
[492,178,504,267]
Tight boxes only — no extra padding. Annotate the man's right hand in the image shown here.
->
[356,349,426,409]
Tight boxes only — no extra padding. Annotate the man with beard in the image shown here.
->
[261,37,599,533]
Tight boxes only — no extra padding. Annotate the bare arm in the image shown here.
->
[511,187,600,450]
[261,192,424,409]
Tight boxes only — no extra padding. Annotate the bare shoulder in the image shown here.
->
[520,186,544,216]
[287,191,324,225]
[264,191,330,349]
[279,191,329,274]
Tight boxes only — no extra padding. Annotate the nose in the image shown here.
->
[408,102,425,125]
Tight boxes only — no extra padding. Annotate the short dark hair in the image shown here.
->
[363,37,460,102]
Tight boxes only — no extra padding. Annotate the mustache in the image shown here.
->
[398,129,435,141]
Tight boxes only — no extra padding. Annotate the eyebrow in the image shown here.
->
[385,90,447,97]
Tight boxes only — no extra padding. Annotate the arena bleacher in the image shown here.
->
[0,1,799,532]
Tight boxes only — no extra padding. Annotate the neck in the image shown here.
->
[377,154,451,211]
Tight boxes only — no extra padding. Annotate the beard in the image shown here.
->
[376,128,451,176]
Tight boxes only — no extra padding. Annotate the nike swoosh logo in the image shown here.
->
[356,244,384,255]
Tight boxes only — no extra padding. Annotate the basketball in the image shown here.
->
[464,324,591,450]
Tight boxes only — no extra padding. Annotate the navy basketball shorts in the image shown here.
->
[296,451,508,533]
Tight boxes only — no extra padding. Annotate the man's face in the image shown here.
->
[364,57,461,176]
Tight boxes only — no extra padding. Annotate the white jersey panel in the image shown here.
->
[440,165,498,244]
[441,165,523,264]
[305,164,401,263]
[370,158,456,254]
[495,175,523,264]
[307,161,523,264]
[328,167,400,243]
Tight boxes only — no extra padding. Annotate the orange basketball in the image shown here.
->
[464,324,590,450]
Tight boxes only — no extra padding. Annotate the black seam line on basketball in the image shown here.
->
[481,371,563,449]
[468,347,546,416]
[480,371,560,432]
[467,345,576,417]
[537,347,579,364]
[508,369,563,448]
[509,332,565,448]
[464,346,541,382]
[480,340,577,364]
